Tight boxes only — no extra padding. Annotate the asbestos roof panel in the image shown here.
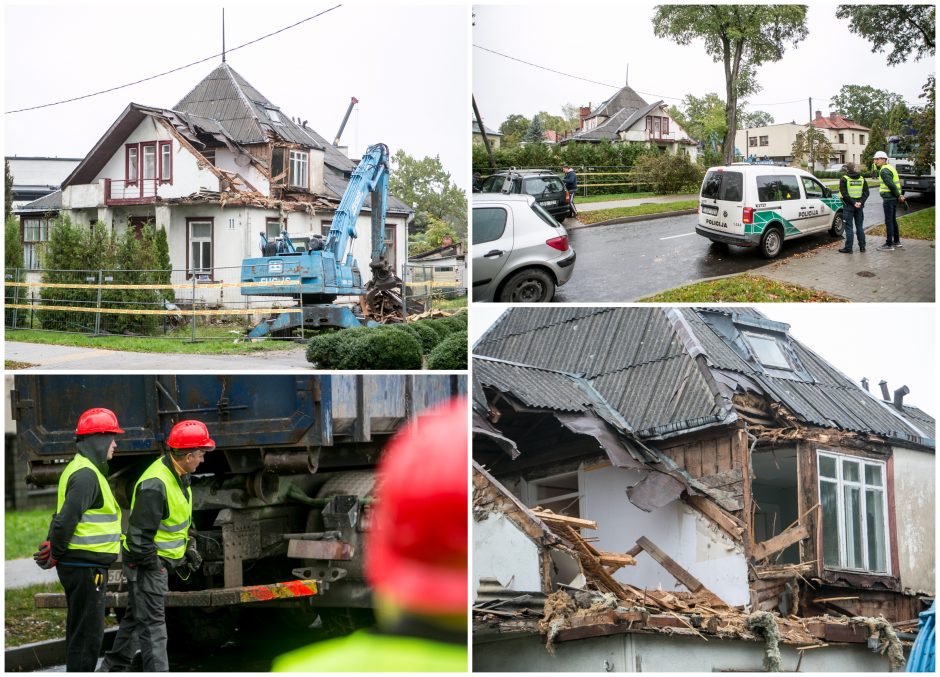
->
[473,358,593,413]
[678,308,754,372]
[900,405,935,440]
[569,107,633,142]
[615,100,663,133]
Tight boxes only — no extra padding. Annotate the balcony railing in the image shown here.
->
[647,129,678,142]
[105,178,158,205]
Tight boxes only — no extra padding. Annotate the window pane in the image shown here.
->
[843,460,860,483]
[161,145,171,179]
[866,489,887,572]
[191,223,211,239]
[801,176,824,199]
[843,485,864,568]
[820,480,840,567]
[128,148,138,180]
[865,464,882,486]
[201,243,211,271]
[472,207,507,244]
[819,455,836,478]
[719,172,743,202]
[143,146,156,180]
[191,242,201,270]
[744,333,790,369]
[757,175,801,202]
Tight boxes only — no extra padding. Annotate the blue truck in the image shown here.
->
[11,374,465,644]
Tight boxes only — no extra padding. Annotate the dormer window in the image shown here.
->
[266,108,282,123]
[289,150,309,190]
[743,332,791,370]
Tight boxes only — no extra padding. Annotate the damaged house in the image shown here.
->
[472,307,934,672]
[55,62,410,298]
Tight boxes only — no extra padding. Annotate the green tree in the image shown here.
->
[861,119,887,170]
[408,216,460,257]
[737,110,775,128]
[669,93,728,147]
[523,116,545,144]
[791,128,833,169]
[635,152,705,194]
[5,216,23,271]
[909,75,935,172]
[534,111,567,136]
[653,5,809,164]
[560,103,582,134]
[885,100,913,136]
[498,114,530,146]
[4,160,13,222]
[389,150,467,237]
[830,85,905,129]
[836,4,935,65]
[154,226,174,303]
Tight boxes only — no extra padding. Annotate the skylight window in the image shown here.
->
[743,332,791,370]
[266,108,281,123]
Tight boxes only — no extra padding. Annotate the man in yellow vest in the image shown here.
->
[273,397,468,672]
[34,408,124,672]
[873,150,907,251]
[837,162,870,253]
[100,420,212,672]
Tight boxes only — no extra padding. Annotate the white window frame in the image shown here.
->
[142,144,157,181]
[522,468,583,517]
[289,150,309,189]
[188,219,213,277]
[742,331,791,370]
[817,450,891,575]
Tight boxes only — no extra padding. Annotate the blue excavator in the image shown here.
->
[240,142,403,338]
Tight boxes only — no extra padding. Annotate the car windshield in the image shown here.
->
[530,202,562,228]
[524,176,562,195]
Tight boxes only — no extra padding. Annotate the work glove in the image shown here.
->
[176,543,203,581]
[33,541,58,569]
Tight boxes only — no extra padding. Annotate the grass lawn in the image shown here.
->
[641,274,848,302]
[6,327,298,354]
[5,360,36,369]
[577,200,699,225]
[430,296,468,312]
[576,191,659,203]
[6,509,53,560]
[868,206,934,240]
[6,583,68,647]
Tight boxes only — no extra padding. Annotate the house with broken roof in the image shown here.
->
[565,84,698,160]
[55,62,410,295]
[472,306,934,672]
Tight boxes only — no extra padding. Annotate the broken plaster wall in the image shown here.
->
[473,512,544,597]
[213,146,270,195]
[893,445,935,594]
[581,463,748,606]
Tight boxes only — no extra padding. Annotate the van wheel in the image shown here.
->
[829,211,845,237]
[498,269,555,302]
[759,227,783,259]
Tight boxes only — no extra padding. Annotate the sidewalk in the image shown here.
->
[6,557,59,589]
[757,238,935,302]
[5,341,311,370]
[576,193,696,212]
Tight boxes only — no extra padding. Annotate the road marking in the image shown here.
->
[660,232,696,240]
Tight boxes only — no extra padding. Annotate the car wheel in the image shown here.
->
[829,211,845,237]
[759,226,784,259]
[497,269,556,303]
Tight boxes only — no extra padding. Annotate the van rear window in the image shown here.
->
[701,170,743,202]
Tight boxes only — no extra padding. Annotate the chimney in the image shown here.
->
[336,145,349,158]
[879,380,890,401]
[829,112,837,121]
[580,105,592,126]
[893,386,910,411]
[861,377,869,392]
[815,110,823,120]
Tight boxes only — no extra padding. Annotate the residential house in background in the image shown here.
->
[55,62,410,299]
[406,239,466,298]
[5,156,81,209]
[735,112,870,169]
[473,306,933,672]
[564,83,699,160]
[473,120,503,149]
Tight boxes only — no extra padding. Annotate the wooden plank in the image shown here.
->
[701,438,718,477]
[751,523,810,561]
[717,435,734,474]
[684,495,745,540]
[626,544,643,558]
[823,623,868,644]
[635,536,729,608]
[738,429,754,554]
[598,553,637,567]
[697,467,744,490]
[813,596,859,604]
[531,510,597,530]
[687,441,703,478]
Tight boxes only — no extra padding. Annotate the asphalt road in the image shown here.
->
[554,192,932,302]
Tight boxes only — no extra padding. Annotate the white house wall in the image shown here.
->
[214,147,270,194]
[580,463,748,606]
[893,446,935,594]
[473,513,543,597]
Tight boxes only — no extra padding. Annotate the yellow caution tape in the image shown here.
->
[5,279,300,291]
[6,304,302,316]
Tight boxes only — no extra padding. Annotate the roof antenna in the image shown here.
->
[625,64,628,86]
[222,8,226,63]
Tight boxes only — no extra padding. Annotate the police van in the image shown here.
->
[695,165,845,258]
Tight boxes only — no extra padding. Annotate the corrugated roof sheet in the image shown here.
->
[474,357,594,413]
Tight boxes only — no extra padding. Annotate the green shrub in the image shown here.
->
[634,153,705,194]
[435,316,465,334]
[408,321,444,353]
[337,328,422,369]
[305,329,351,368]
[417,319,449,340]
[426,331,468,370]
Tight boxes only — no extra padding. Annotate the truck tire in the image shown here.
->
[759,226,784,259]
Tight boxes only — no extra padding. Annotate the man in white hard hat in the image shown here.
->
[873,151,906,251]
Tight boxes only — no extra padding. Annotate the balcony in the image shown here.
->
[105,178,158,205]
[647,129,678,142]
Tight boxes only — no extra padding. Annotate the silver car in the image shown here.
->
[472,193,576,302]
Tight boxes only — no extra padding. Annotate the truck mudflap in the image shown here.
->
[34,579,320,609]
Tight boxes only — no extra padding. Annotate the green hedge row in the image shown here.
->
[305,311,467,370]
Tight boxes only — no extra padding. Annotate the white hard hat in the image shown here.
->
[874,151,888,159]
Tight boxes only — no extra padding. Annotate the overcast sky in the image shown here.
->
[3,2,469,189]
[470,305,936,418]
[473,3,934,131]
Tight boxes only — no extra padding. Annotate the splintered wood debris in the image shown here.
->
[474,509,917,656]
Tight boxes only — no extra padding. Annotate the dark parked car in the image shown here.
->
[479,169,573,221]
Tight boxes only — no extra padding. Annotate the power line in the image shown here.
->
[474,43,827,108]
[5,5,342,115]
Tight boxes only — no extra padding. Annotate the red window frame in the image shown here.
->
[185,217,214,280]
[125,144,139,185]
[159,141,173,184]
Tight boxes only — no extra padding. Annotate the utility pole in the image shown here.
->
[808,97,814,170]
[472,96,496,171]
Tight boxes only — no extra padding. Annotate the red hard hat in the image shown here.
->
[75,408,124,436]
[166,420,215,451]
[365,397,468,615]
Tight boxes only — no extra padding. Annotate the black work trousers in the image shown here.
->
[57,563,109,672]
[105,564,170,671]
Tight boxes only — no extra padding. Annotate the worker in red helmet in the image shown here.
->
[101,420,213,672]
[273,397,468,672]
[34,408,124,672]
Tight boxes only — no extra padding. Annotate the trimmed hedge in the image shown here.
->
[427,331,468,370]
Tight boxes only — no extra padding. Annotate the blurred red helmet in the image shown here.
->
[365,397,468,615]
[167,420,215,451]
[75,408,124,436]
